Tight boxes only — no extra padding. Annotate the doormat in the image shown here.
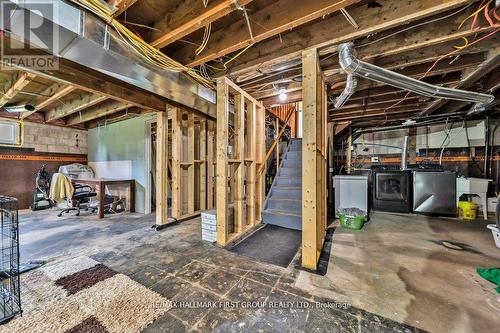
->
[0,256,168,333]
[228,224,301,268]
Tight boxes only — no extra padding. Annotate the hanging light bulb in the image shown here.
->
[278,88,288,102]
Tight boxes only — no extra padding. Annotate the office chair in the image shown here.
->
[57,183,98,217]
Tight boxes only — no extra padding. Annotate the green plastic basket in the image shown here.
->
[339,213,366,230]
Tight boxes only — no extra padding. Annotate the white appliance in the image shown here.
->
[456,177,492,219]
[334,175,368,215]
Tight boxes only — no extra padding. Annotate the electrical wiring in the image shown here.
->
[70,0,215,88]
[195,0,212,56]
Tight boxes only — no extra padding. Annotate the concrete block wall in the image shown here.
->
[22,122,88,155]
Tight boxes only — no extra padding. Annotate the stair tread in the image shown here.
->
[268,197,301,202]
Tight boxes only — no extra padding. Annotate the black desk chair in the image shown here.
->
[57,183,97,217]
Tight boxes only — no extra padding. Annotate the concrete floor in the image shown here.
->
[296,212,500,333]
[16,209,428,333]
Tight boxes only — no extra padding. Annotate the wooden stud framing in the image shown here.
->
[156,110,169,225]
[275,117,280,173]
[207,120,215,209]
[171,107,183,218]
[199,119,207,211]
[347,127,352,174]
[301,47,327,270]
[215,77,265,246]
[187,113,195,214]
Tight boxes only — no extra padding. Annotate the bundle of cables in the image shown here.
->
[70,0,215,89]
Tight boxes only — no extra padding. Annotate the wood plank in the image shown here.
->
[246,102,256,226]
[45,93,108,122]
[151,0,253,48]
[0,72,36,107]
[275,117,280,173]
[207,120,215,209]
[255,104,265,223]
[155,110,169,225]
[174,0,359,66]
[223,0,470,77]
[65,100,133,125]
[171,107,183,218]
[187,113,195,214]
[233,93,245,233]
[216,78,229,245]
[199,119,207,211]
[109,0,138,17]
[21,84,75,119]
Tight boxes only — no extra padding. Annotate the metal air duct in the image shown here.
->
[335,43,494,112]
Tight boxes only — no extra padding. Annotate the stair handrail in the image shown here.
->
[257,107,295,176]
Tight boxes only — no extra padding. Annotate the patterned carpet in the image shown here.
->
[1,256,168,333]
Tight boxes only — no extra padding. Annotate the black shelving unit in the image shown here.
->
[0,196,21,323]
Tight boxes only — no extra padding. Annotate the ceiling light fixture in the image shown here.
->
[278,88,288,102]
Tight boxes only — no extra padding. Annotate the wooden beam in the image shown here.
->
[174,0,359,67]
[223,0,471,77]
[246,102,256,226]
[156,110,169,225]
[151,0,253,49]
[109,0,138,17]
[21,84,76,119]
[420,47,500,116]
[0,72,36,107]
[255,103,265,223]
[171,107,183,218]
[65,100,133,125]
[187,113,195,214]
[45,93,108,122]
[216,77,229,245]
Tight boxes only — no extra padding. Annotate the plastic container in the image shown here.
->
[458,201,478,220]
[339,213,366,230]
[487,224,500,248]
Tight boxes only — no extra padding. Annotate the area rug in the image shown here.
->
[0,256,168,333]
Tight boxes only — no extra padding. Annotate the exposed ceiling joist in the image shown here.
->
[420,46,500,116]
[20,84,76,119]
[174,0,360,67]
[45,93,108,122]
[222,0,471,77]
[109,0,138,17]
[65,100,133,125]
[151,0,253,49]
[0,72,36,107]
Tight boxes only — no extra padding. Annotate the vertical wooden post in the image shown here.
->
[246,102,256,226]
[302,47,326,270]
[346,127,352,174]
[207,120,215,209]
[234,94,245,233]
[187,113,195,213]
[200,119,207,211]
[171,107,182,218]
[155,110,168,225]
[216,78,229,245]
[255,104,265,223]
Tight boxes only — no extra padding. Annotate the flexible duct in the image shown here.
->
[401,135,408,170]
[4,105,35,113]
[336,43,494,110]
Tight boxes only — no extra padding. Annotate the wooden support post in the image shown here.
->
[255,104,265,223]
[234,93,245,233]
[246,102,256,226]
[216,78,229,246]
[347,127,352,174]
[200,119,207,211]
[302,47,327,270]
[155,110,169,225]
[187,113,195,214]
[171,107,182,218]
[207,120,215,209]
